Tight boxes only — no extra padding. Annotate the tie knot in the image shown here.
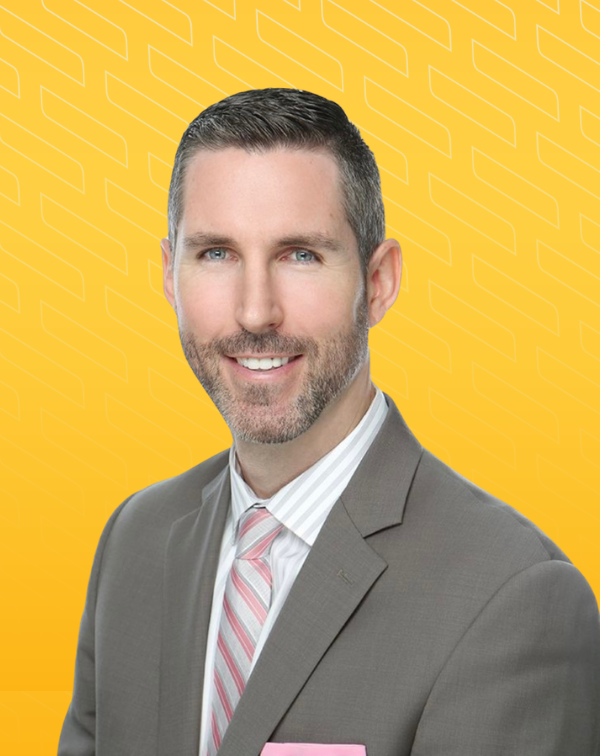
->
[236,507,283,560]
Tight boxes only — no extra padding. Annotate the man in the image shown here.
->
[59,89,600,756]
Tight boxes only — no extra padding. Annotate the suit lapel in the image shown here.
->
[216,500,387,756]
[341,396,423,537]
[158,465,231,756]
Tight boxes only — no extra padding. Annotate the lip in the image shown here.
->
[224,354,303,380]
[227,354,300,360]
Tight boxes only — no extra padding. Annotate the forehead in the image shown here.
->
[184,145,342,192]
[179,147,351,242]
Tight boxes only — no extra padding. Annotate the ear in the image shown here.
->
[161,238,176,310]
[366,238,402,327]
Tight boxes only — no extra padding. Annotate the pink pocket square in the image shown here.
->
[261,744,366,756]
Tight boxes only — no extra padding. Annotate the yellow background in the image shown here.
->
[1,0,599,751]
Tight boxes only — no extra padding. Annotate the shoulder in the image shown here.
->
[96,448,230,559]
[413,449,566,563]
[366,444,600,678]
[377,446,593,611]
[120,447,229,521]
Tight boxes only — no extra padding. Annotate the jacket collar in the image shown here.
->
[341,393,423,537]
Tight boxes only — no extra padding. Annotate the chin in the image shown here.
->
[225,398,323,446]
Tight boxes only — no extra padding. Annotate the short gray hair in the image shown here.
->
[167,88,385,271]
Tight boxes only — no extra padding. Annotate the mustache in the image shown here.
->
[184,329,318,357]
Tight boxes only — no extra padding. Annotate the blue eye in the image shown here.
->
[291,249,316,263]
[204,248,228,261]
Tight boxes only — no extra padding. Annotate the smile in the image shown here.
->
[234,356,297,371]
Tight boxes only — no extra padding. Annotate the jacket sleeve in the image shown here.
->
[57,497,133,756]
[411,559,600,756]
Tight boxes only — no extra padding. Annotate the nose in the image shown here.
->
[235,259,284,334]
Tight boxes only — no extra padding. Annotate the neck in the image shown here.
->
[234,363,375,499]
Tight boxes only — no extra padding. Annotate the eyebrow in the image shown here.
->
[182,232,236,251]
[276,234,344,252]
[181,231,344,254]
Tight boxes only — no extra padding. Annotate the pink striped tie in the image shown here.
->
[208,507,284,755]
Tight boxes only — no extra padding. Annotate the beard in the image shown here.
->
[179,295,370,445]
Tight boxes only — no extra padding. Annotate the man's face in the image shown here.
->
[163,147,370,444]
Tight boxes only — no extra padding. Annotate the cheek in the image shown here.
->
[282,277,359,336]
[176,276,234,337]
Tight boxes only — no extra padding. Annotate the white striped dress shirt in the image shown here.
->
[199,388,388,756]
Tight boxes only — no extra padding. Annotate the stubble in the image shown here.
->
[180,296,369,444]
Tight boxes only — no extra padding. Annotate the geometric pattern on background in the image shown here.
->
[0,1,599,752]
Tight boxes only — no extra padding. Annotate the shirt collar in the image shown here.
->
[229,387,388,545]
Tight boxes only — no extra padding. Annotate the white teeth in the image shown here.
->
[236,356,292,370]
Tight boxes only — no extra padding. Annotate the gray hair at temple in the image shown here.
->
[167,88,386,272]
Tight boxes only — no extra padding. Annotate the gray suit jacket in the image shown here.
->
[59,396,600,756]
